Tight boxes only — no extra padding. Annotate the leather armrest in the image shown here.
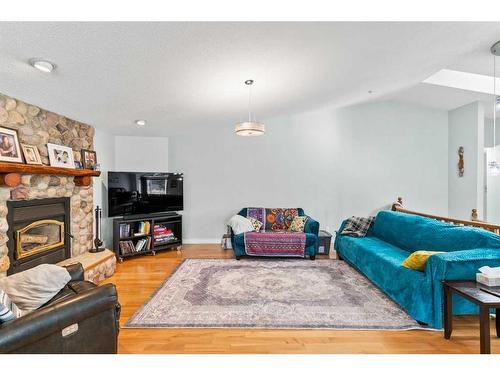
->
[64,263,85,282]
[0,283,119,353]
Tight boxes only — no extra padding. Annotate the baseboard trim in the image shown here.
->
[183,238,220,244]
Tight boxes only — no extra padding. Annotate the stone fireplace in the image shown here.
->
[6,198,71,275]
[0,93,95,277]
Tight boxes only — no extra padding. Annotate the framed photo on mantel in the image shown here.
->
[81,149,97,170]
[47,143,76,169]
[21,144,43,165]
[0,126,23,163]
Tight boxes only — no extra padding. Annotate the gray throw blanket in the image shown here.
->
[340,216,375,237]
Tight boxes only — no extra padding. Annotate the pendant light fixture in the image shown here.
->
[235,79,265,136]
[489,41,500,176]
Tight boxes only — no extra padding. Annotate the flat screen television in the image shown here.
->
[108,172,183,217]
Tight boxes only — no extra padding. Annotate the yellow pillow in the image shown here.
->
[402,251,444,272]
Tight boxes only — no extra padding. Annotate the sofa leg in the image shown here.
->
[337,253,343,260]
[310,255,315,260]
[235,256,241,260]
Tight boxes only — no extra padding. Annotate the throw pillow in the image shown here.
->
[227,215,255,235]
[248,217,263,232]
[0,264,71,311]
[264,208,299,231]
[340,216,375,237]
[402,251,444,272]
[0,288,23,323]
[289,216,308,232]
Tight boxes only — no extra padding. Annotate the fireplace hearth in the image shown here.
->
[6,197,71,275]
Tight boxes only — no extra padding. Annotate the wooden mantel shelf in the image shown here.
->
[0,162,100,187]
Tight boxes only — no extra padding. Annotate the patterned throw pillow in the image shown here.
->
[289,216,308,232]
[0,289,23,324]
[340,216,375,237]
[248,217,263,232]
[265,208,299,231]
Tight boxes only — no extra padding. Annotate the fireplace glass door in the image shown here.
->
[16,219,65,260]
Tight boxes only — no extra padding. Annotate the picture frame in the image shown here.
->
[81,149,97,170]
[20,143,43,165]
[47,143,76,169]
[0,126,23,163]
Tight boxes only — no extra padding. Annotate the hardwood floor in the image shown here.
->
[105,244,500,354]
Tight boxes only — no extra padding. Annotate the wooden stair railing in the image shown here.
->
[391,197,500,235]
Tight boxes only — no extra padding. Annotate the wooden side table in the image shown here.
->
[443,280,500,354]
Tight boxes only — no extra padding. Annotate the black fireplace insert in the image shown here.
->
[6,197,71,275]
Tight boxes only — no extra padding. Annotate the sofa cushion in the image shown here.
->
[248,217,263,232]
[289,216,308,232]
[264,208,299,231]
[0,264,71,311]
[372,211,500,252]
[402,250,444,271]
[336,234,430,322]
[340,216,374,237]
[245,208,300,232]
[228,214,254,235]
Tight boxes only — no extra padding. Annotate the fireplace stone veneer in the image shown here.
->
[0,92,96,277]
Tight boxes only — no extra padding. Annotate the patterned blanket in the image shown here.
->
[247,207,299,232]
[243,231,306,257]
[340,216,375,237]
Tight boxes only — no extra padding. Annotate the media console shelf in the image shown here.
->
[112,213,182,262]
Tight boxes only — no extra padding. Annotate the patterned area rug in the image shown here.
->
[125,259,427,330]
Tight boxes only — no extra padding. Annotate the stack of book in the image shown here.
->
[154,225,176,244]
[119,237,152,255]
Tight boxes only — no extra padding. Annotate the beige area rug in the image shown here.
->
[125,259,428,330]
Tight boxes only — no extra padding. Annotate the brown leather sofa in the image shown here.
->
[0,263,120,354]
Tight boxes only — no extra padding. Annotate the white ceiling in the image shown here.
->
[384,83,497,117]
[1,22,500,135]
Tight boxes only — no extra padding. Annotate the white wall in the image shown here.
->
[114,136,169,172]
[94,128,116,248]
[168,101,449,242]
[94,134,168,248]
[448,102,484,220]
[485,118,500,147]
[486,117,500,223]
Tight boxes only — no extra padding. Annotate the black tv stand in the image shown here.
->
[120,211,179,220]
[112,212,182,262]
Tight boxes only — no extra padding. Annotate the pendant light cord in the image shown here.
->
[248,83,252,122]
[494,54,497,150]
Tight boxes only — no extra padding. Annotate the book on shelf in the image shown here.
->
[134,221,151,236]
[135,238,149,252]
[119,240,136,255]
[154,224,177,243]
[119,223,131,238]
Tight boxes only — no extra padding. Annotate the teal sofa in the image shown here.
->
[334,210,500,328]
[231,207,319,260]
